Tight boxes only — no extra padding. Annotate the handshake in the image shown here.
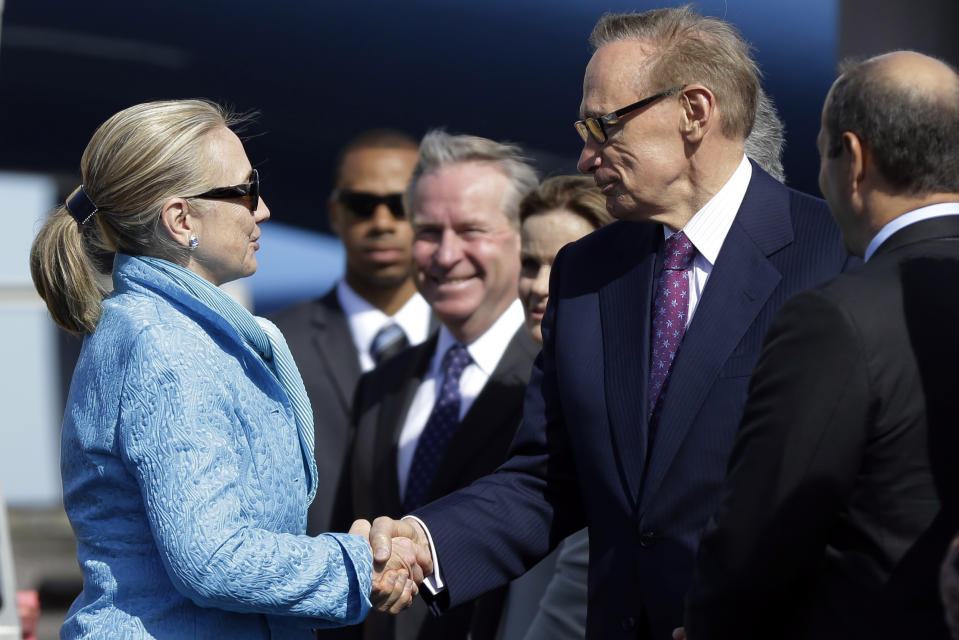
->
[349,516,435,613]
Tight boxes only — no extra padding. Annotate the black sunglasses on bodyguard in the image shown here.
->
[334,190,405,220]
[575,85,685,144]
[187,169,260,213]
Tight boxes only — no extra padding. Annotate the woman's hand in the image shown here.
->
[372,537,420,613]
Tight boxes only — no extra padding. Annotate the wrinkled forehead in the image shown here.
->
[203,126,252,183]
[581,40,657,117]
[411,166,522,234]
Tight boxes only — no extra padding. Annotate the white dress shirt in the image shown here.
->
[668,154,752,326]
[864,202,959,261]
[396,299,525,500]
[336,280,433,373]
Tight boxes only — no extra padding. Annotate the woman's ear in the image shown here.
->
[159,197,196,249]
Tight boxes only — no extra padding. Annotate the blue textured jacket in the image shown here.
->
[60,255,373,639]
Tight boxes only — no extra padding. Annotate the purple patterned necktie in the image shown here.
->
[648,231,696,420]
[404,343,471,511]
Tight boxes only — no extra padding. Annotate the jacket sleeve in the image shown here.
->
[414,260,586,611]
[683,289,871,639]
[116,323,373,627]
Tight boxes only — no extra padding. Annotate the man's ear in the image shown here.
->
[679,85,716,144]
[842,132,866,194]
[159,197,196,249]
[841,131,871,216]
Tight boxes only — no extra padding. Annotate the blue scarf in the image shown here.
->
[136,256,317,501]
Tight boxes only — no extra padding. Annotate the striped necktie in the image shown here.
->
[370,322,409,365]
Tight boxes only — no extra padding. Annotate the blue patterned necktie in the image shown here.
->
[370,322,409,365]
[648,231,696,427]
[404,343,471,511]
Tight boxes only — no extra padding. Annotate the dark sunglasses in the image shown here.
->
[187,168,260,213]
[335,190,405,220]
[574,85,685,145]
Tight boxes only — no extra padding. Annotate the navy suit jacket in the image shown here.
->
[415,164,853,640]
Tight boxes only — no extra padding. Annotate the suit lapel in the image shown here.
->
[372,337,437,515]
[312,290,362,413]
[639,168,792,513]
[427,328,538,500]
[599,225,659,506]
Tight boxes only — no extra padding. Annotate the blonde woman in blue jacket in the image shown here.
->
[30,100,426,639]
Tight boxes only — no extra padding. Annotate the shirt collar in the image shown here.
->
[337,280,432,354]
[864,202,959,261]
[666,155,752,266]
[433,299,524,377]
[388,292,432,345]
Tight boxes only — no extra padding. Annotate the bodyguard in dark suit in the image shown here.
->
[363,8,850,640]
[341,131,539,640]
[271,130,432,534]
[683,51,959,640]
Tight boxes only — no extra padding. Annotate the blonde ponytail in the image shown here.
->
[29,99,243,334]
[30,207,107,334]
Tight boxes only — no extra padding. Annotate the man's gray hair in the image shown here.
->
[407,129,539,227]
[589,6,760,140]
[745,87,786,182]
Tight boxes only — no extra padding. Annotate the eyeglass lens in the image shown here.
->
[575,119,606,144]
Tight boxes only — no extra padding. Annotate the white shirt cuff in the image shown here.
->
[402,515,444,594]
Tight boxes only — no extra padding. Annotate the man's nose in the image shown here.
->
[370,203,397,230]
[435,229,463,267]
[577,138,602,174]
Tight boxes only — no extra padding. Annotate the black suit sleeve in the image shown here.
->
[327,410,358,534]
[329,367,378,533]
[684,289,872,639]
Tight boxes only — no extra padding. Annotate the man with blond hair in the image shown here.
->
[340,130,540,640]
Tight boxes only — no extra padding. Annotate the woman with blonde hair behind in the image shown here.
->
[31,99,422,639]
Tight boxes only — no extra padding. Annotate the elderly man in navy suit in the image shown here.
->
[360,7,851,639]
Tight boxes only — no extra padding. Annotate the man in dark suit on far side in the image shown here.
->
[682,50,959,640]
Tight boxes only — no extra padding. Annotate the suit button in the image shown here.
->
[639,530,658,548]
[622,616,636,630]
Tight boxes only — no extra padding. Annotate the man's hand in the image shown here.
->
[940,535,959,639]
[350,518,433,613]
[369,515,434,577]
